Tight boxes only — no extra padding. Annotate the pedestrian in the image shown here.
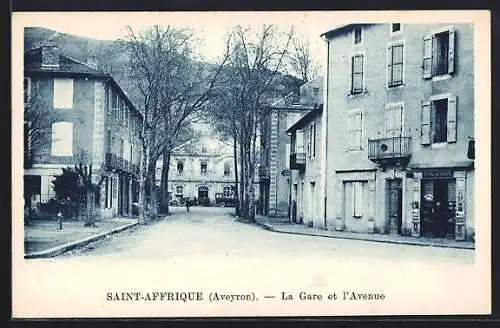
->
[185,196,191,213]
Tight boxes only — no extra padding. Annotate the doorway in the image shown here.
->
[421,179,456,238]
[387,179,402,235]
[198,186,209,206]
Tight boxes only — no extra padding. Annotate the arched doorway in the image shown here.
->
[198,186,210,206]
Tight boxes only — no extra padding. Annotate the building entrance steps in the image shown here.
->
[254,215,475,250]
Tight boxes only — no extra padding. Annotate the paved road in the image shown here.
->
[18,207,485,317]
[61,206,474,265]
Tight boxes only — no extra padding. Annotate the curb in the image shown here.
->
[255,221,475,250]
[24,220,140,259]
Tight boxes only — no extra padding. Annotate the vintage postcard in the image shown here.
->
[12,10,491,318]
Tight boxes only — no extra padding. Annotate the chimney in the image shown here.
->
[40,43,60,69]
[86,56,99,70]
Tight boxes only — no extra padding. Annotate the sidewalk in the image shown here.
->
[254,216,475,250]
[24,217,139,259]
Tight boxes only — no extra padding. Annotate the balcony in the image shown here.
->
[368,136,411,165]
[290,152,306,171]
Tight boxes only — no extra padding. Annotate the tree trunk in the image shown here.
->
[138,125,151,224]
[147,162,158,219]
[232,132,240,217]
[159,148,171,215]
[239,138,246,219]
[84,188,96,227]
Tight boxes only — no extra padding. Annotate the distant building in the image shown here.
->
[156,137,236,206]
[321,23,474,241]
[257,76,323,217]
[23,44,143,218]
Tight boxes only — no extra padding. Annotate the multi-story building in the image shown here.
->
[287,105,323,228]
[257,76,323,217]
[156,136,236,205]
[321,23,474,241]
[23,44,143,218]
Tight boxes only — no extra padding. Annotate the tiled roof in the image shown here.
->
[24,47,106,76]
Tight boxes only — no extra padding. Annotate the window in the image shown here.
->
[423,27,455,78]
[353,181,364,218]
[223,162,231,176]
[200,162,207,174]
[223,186,231,196]
[421,95,457,145]
[53,78,73,109]
[350,54,364,94]
[385,104,403,137]
[295,130,304,153]
[307,123,316,158]
[387,43,404,87]
[106,129,112,153]
[347,110,363,150]
[201,146,207,153]
[353,27,362,45]
[177,161,184,174]
[24,77,31,104]
[176,185,184,195]
[313,87,320,106]
[391,23,401,33]
[51,122,73,156]
[120,138,125,159]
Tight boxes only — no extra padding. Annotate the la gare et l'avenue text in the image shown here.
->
[280,291,386,301]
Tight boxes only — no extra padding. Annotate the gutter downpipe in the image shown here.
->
[323,37,330,229]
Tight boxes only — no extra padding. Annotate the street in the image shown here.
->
[61,207,474,265]
[16,207,486,317]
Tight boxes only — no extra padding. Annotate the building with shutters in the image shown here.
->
[23,44,143,219]
[321,23,474,241]
[257,76,323,218]
[155,136,237,206]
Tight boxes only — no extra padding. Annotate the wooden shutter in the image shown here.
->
[423,34,433,79]
[447,95,457,143]
[353,182,363,217]
[421,101,431,145]
[448,28,455,74]
[387,45,393,86]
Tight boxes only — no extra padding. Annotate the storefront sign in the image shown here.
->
[422,169,453,179]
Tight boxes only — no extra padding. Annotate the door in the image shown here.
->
[292,184,298,223]
[118,176,123,216]
[387,179,403,235]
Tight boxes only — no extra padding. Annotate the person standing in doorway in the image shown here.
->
[185,196,191,213]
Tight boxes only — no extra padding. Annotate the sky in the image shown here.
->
[16,11,336,66]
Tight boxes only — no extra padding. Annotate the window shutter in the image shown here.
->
[423,35,432,79]
[421,101,431,145]
[359,112,363,149]
[447,96,457,143]
[448,28,455,74]
[387,45,393,86]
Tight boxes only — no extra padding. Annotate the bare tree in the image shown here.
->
[287,31,320,83]
[122,25,229,221]
[208,25,294,221]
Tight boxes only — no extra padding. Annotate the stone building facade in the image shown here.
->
[321,23,474,241]
[257,77,323,218]
[156,137,236,206]
[23,44,143,218]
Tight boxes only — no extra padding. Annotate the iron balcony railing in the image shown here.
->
[368,136,411,161]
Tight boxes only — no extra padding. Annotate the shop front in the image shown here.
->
[408,167,472,241]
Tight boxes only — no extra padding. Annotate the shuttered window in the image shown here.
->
[353,181,364,218]
[386,104,403,137]
[422,27,455,79]
[348,110,363,150]
[351,54,364,94]
[387,43,404,87]
[422,95,458,145]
